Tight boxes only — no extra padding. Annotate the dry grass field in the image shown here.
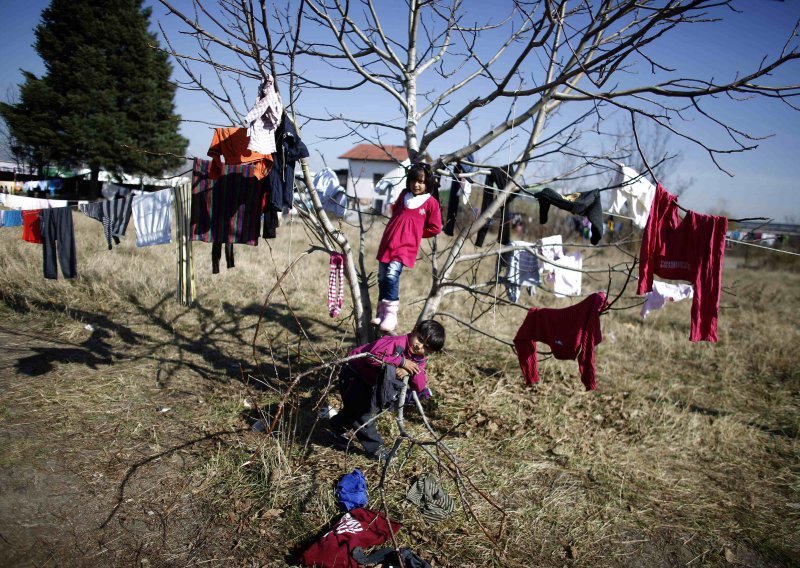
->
[0,210,798,567]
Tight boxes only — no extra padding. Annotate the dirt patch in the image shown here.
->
[0,326,240,566]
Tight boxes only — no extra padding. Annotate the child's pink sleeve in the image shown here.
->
[409,361,428,392]
[369,336,405,368]
[422,200,442,238]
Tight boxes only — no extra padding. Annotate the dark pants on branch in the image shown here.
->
[211,242,235,273]
[329,365,383,455]
[41,208,77,279]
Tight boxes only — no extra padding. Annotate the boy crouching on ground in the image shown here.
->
[329,320,445,460]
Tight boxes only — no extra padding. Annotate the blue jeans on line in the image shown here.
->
[377,260,403,302]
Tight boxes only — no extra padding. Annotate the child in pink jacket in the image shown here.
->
[372,162,442,331]
[329,319,445,460]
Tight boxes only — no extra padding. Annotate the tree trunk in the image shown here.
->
[418,186,514,321]
[297,158,371,344]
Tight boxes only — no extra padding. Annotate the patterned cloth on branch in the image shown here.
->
[405,473,455,523]
[190,158,267,245]
[244,76,283,156]
[328,252,345,317]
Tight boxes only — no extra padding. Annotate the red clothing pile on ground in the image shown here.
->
[22,210,43,244]
[513,292,606,391]
[300,507,402,568]
[637,184,727,342]
[207,127,273,180]
[376,191,442,268]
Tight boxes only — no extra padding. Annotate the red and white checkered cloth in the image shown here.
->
[328,252,345,318]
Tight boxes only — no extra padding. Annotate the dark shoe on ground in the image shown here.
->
[328,427,351,451]
[365,446,388,462]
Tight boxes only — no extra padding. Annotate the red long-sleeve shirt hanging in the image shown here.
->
[637,184,727,342]
[513,292,606,391]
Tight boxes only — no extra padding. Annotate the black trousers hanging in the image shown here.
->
[211,242,235,273]
[474,166,514,247]
[41,208,77,279]
[442,164,464,236]
[262,202,280,239]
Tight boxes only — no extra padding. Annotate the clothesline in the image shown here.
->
[435,164,772,225]
[0,181,191,212]
[726,237,800,257]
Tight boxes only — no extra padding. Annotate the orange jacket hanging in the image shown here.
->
[207,127,273,180]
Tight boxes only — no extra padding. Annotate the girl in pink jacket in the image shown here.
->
[372,162,442,331]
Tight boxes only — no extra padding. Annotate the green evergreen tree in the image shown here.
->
[0,0,188,187]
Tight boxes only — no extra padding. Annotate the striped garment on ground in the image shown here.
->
[173,183,196,306]
[190,158,267,245]
[328,252,345,317]
[405,473,455,523]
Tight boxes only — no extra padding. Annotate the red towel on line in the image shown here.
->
[22,209,43,244]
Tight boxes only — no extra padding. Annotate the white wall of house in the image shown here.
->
[345,159,395,208]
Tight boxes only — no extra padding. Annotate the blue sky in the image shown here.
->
[1,0,798,220]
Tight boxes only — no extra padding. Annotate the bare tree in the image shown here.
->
[155,0,799,342]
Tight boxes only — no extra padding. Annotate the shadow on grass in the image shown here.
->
[1,294,143,376]
[1,290,348,388]
[648,396,799,439]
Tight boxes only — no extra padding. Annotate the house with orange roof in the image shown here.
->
[338,143,409,213]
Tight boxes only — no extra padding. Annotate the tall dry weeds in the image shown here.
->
[0,212,797,566]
